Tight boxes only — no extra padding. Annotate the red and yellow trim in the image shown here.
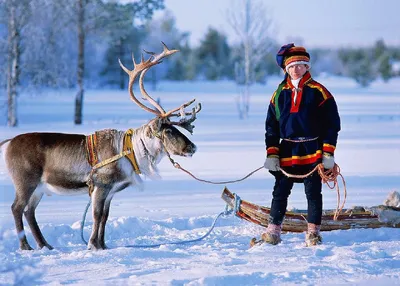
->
[323,143,336,154]
[284,55,309,67]
[307,82,332,101]
[86,133,99,167]
[267,146,279,156]
[280,150,322,167]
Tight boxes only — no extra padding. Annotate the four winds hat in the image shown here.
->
[276,43,311,72]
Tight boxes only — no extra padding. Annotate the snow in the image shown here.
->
[1,76,400,285]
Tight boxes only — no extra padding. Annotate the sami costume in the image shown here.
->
[263,44,341,234]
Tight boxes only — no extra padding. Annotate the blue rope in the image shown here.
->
[124,210,229,248]
[80,199,91,245]
[80,193,241,248]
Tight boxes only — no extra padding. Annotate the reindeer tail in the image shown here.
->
[0,139,11,148]
[0,139,11,157]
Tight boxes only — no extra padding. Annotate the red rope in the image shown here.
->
[280,163,346,220]
[166,149,346,220]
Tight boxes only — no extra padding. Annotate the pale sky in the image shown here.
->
[161,0,400,48]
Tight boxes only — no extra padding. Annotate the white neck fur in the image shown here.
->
[130,126,165,180]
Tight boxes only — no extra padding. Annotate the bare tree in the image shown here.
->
[73,0,109,124]
[5,0,30,127]
[74,0,85,124]
[227,0,274,119]
[74,0,107,124]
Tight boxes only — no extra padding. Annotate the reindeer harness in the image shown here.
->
[85,128,141,195]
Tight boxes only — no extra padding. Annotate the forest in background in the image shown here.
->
[1,0,399,126]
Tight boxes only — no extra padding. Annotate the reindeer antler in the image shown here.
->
[139,42,179,115]
[119,52,161,115]
[169,103,202,134]
[120,42,202,133]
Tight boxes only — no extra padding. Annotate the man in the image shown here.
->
[263,43,341,246]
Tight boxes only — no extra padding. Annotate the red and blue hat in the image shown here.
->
[276,43,310,71]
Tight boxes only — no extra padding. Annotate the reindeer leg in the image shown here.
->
[87,187,107,250]
[8,155,44,251]
[11,193,33,250]
[24,191,53,250]
[11,188,36,251]
[98,195,114,250]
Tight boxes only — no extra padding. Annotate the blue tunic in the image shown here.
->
[265,72,341,175]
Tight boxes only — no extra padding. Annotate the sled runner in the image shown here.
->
[221,187,400,232]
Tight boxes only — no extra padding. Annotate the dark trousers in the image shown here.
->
[269,171,323,225]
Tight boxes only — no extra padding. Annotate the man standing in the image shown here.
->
[263,44,341,246]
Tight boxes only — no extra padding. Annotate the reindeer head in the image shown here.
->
[144,117,196,157]
[119,42,201,158]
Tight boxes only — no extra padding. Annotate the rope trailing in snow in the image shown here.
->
[124,210,229,248]
[79,194,241,248]
[80,199,92,245]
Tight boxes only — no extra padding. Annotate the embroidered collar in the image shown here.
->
[286,71,312,89]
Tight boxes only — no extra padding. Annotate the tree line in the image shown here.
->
[1,0,399,126]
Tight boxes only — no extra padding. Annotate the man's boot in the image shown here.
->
[305,223,322,246]
[261,223,282,245]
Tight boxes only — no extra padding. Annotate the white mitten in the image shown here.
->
[264,156,280,171]
[322,153,335,169]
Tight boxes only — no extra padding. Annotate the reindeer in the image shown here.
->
[0,43,201,250]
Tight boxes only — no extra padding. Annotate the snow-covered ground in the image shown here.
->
[0,76,400,285]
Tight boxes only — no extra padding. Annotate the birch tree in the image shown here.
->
[227,0,274,119]
[4,0,31,127]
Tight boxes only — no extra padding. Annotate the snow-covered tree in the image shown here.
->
[227,0,274,119]
[22,1,75,88]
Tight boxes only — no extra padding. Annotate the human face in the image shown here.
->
[287,64,308,80]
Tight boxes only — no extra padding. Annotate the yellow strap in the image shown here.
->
[124,128,141,174]
[92,150,132,170]
[91,129,141,174]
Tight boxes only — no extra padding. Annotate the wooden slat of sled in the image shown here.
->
[221,187,400,232]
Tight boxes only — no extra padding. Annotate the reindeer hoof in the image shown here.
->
[87,242,102,251]
[20,242,34,251]
[99,243,109,250]
[39,244,54,250]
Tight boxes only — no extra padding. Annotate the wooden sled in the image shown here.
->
[221,187,400,232]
